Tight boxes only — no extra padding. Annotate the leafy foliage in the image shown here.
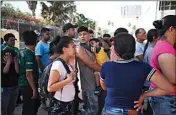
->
[1,3,39,23]
[26,1,37,16]
[75,13,96,29]
[41,1,76,25]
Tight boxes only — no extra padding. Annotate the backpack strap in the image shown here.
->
[74,57,80,95]
[55,58,71,74]
[75,57,78,74]
[52,58,71,100]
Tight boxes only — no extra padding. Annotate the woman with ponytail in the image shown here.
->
[143,29,159,64]
[149,15,176,115]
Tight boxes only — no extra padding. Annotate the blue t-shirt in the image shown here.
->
[35,41,50,68]
[100,59,155,109]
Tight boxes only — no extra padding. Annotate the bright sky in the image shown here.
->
[5,1,158,33]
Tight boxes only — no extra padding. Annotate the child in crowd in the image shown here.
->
[84,38,109,95]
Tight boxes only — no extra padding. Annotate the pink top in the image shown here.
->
[150,40,176,90]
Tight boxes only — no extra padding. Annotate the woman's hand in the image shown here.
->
[134,94,146,112]
[66,71,76,82]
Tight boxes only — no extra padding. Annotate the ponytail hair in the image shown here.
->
[143,29,159,56]
[153,15,176,36]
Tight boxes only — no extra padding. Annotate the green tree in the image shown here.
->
[26,1,37,17]
[41,1,76,25]
[89,20,96,30]
[75,13,87,27]
[75,13,96,30]
[1,3,16,18]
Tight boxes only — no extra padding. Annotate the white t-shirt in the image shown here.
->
[135,41,145,57]
[50,61,75,102]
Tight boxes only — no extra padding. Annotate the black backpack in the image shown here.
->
[38,58,71,108]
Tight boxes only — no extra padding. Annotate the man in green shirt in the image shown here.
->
[1,33,23,104]
[1,33,16,50]
[1,33,21,60]
[19,30,40,115]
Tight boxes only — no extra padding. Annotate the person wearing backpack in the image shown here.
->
[38,35,60,111]
[47,36,76,115]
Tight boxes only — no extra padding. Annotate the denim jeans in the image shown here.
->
[149,88,176,115]
[1,86,19,115]
[82,91,98,115]
[101,106,139,115]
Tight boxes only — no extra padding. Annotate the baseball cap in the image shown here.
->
[62,23,78,33]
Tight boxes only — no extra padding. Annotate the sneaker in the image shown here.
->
[94,86,102,96]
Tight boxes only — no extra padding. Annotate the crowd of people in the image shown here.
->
[1,15,176,115]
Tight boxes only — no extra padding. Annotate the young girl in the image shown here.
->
[89,38,108,95]
[47,36,76,115]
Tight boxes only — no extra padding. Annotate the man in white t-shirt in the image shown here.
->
[134,28,147,61]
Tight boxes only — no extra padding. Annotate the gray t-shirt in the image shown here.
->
[78,47,96,92]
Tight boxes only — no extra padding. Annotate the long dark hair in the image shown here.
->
[114,33,135,60]
[153,15,176,36]
[143,29,159,56]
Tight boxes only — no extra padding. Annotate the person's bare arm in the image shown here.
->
[14,57,19,74]
[94,72,100,86]
[142,71,176,97]
[26,71,37,91]
[134,71,176,110]
[3,62,11,74]
[100,79,106,90]
[3,53,12,74]
[149,71,175,93]
[76,46,101,72]
[36,56,44,72]
[26,71,38,99]
[134,87,174,111]
[158,53,176,85]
